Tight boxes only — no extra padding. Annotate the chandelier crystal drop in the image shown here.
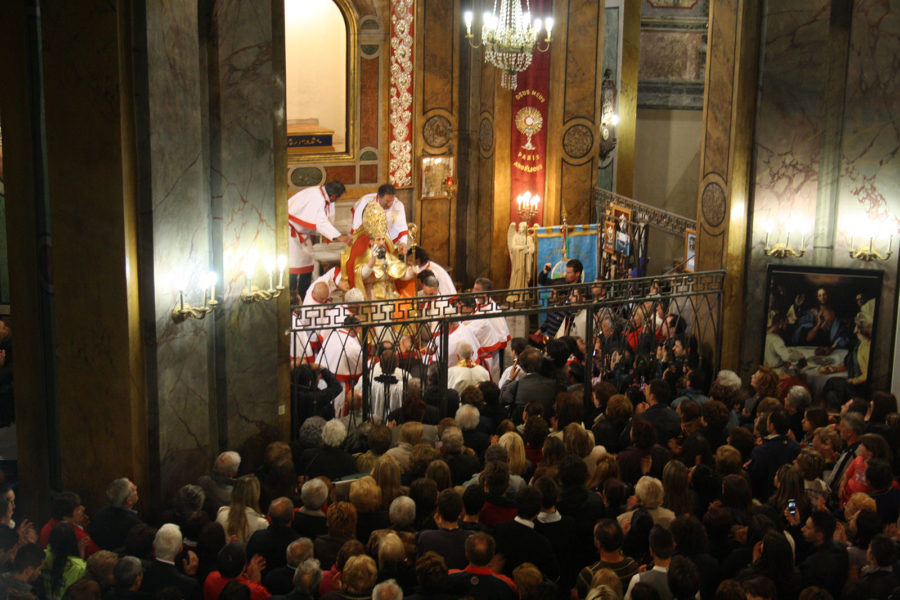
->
[464,0,553,90]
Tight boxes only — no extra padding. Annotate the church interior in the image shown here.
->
[0,0,898,518]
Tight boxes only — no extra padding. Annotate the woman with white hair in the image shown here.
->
[615,476,675,530]
[295,419,359,481]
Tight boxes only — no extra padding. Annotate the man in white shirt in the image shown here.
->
[302,266,347,306]
[458,295,504,381]
[350,184,409,253]
[288,181,351,298]
[291,281,357,367]
[408,246,457,296]
[422,307,482,368]
[471,278,511,380]
[316,315,364,417]
[498,337,529,389]
[447,342,490,394]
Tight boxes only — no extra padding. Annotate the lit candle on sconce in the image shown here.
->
[263,255,276,291]
[240,253,289,303]
[243,252,258,294]
[201,270,217,306]
[171,267,218,323]
[277,254,288,288]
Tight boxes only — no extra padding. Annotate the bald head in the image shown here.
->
[456,342,474,361]
[269,497,295,526]
[312,282,330,303]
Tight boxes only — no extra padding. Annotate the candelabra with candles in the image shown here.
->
[241,253,289,303]
[516,191,540,222]
[762,219,808,259]
[172,270,218,322]
[849,221,895,262]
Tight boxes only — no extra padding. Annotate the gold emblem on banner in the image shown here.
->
[515,106,543,150]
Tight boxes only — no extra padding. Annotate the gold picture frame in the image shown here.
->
[684,228,697,272]
[421,156,455,198]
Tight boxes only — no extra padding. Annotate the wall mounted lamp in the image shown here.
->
[172,270,218,322]
[849,218,895,262]
[762,218,809,259]
[598,68,618,165]
[241,253,288,303]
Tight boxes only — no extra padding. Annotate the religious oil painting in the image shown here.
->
[611,204,631,255]
[762,266,882,409]
[602,220,616,254]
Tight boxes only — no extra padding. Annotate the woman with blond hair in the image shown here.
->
[372,454,404,510]
[215,474,267,543]
[499,432,532,480]
[349,476,389,545]
[563,422,606,480]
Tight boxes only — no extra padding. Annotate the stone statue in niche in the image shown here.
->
[507,222,535,296]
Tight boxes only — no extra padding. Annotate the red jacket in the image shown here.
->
[39,519,101,557]
[203,571,270,600]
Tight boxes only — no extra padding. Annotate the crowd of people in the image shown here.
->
[4,329,900,600]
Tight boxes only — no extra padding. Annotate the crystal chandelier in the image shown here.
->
[463,0,553,90]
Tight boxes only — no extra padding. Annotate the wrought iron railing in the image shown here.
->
[594,187,697,235]
[288,270,725,433]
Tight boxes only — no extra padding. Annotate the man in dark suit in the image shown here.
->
[292,479,328,539]
[247,497,300,577]
[797,510,849,598]
[140,523,200,599]
[500,347,559,423]
[493,486,559,581]
[263,538,315,596]
[441,427,480,486]
[416,489,473,570]
[89,478,143,553]
[269,558,322,600]
[107,556,152,600]
[824,411,864,495]
[556,456,606,573]
[746,408,801,499]
[632,379,681,445]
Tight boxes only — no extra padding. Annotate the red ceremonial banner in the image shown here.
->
[510,0,552,227]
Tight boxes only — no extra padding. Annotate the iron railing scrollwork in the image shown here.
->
[288,270,725,434]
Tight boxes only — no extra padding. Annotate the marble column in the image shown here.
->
[741,0,831,375]
[135,0,215,503]
[208,1,290,456]
[834,0,900,391]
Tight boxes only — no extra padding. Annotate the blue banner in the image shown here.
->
[535,224,598,283]
[534,224,598,326]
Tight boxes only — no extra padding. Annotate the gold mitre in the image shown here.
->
[361,199,389,241]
